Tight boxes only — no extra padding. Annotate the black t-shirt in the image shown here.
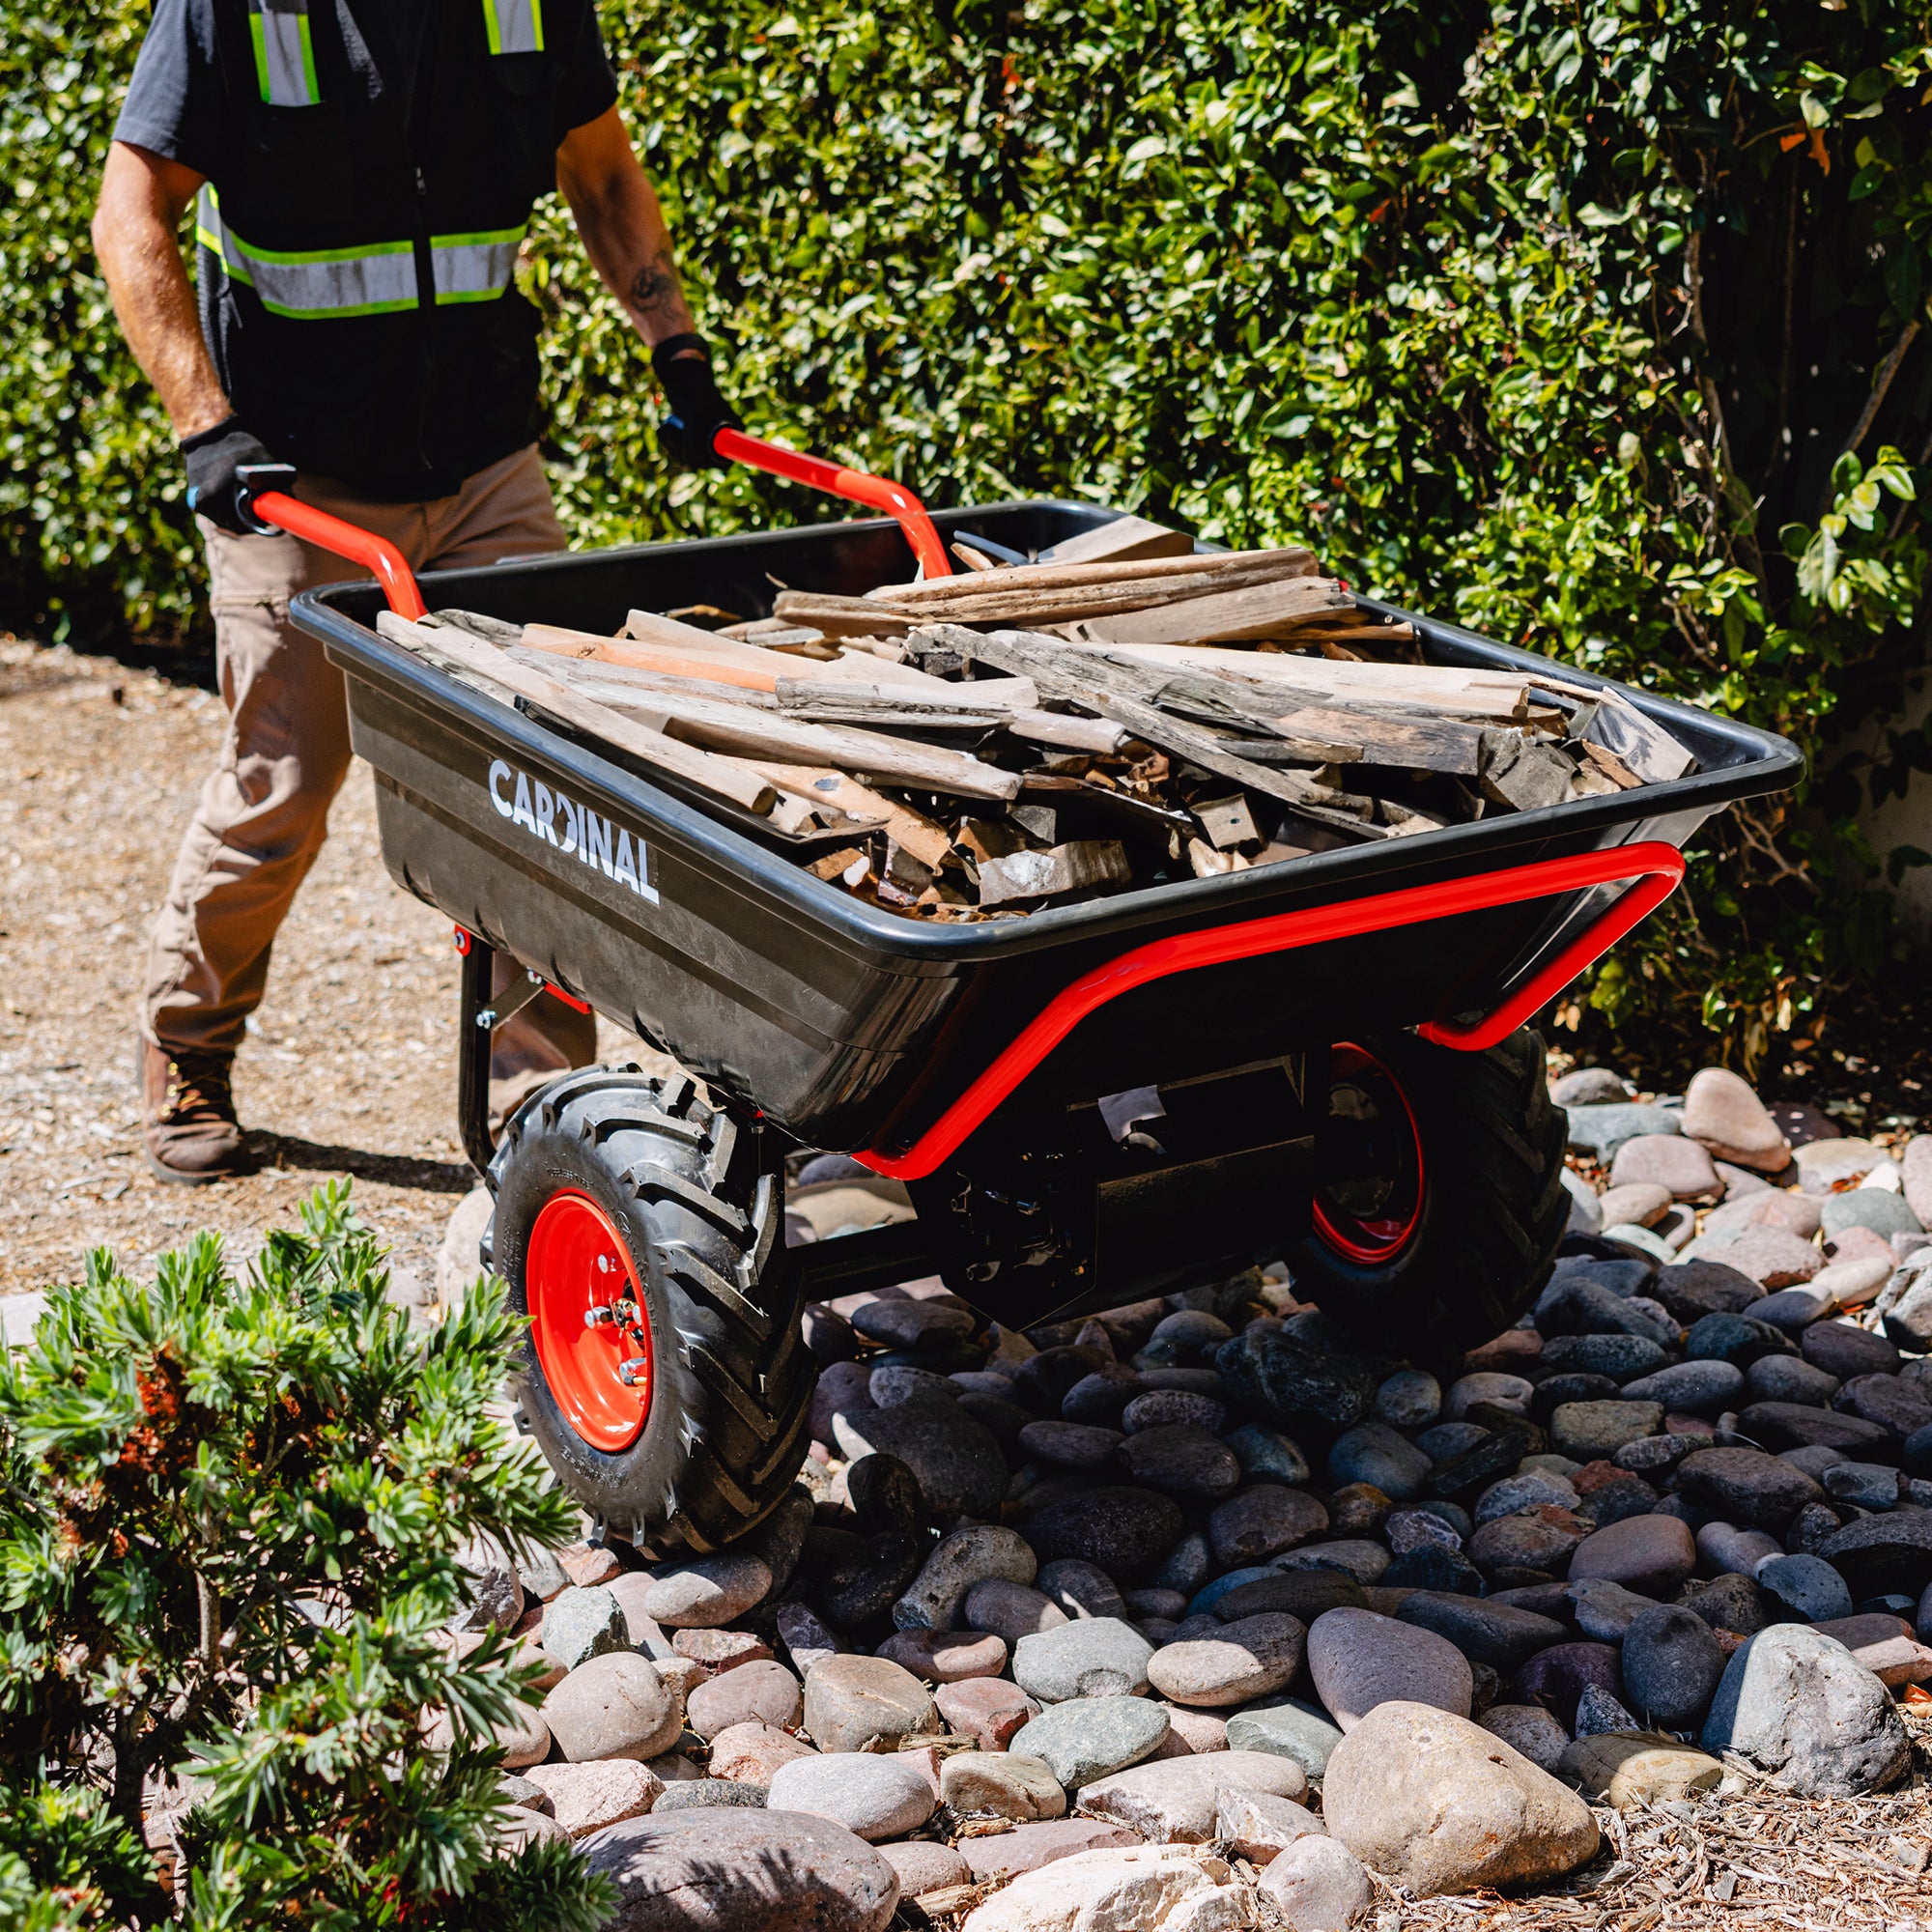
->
[114,0,619,497]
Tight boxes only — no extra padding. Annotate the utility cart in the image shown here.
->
[267,442,1801,1550]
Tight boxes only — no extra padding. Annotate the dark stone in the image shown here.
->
[1675,1447,1826,1531]
[1815,1511,1932,1600]
[818,1530,932,1630]
[1488,1582,1576,1620]
[1802,1323,1901,1382]
[1621,1605,1726,1730]
[1538,1334,1672,1384]
[1061,1366,1144,1425]
[1544,1257,1656,1300]
[1415,1422,1491,1462]
[1621,1360,1745,1417]
[1679,1572,1772,1636]
[1785,1501,1844,1555]
[953,1391,1031,1455]
[1905,1424,1932,1481]
[1427,1423,1541,1501]
[1530,1374,1623,1426]
[1575,1474,1662,1529]
[1615,1435,1707,1477]
[1021,1484,1184,1583]
[1213,1571,1368,1624]
[1381,1547,1486,1595]
[846,1454,926,1538]
[1684,1314,1793,1369]
[1746,1354,1842,1408]
[1154,1529,1213,1597]
[1011,1345,1112,1413]
[1486,1566,1560,1593]
[1115,1424,1241,1501]
[1734,1403,1896,1461]
[1395,1591,1570,1670]
[1213,1331,1379,1436]
[1836,1374,1932,1441]
[1136,1367,1231,1397]
[1651,1260,1767,1323]
[1536,1275,1676,1346]
[1511,1641,1623,1728]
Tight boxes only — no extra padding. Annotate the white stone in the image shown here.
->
[1257,1835,1372,1932]
[959,1845,1257,1932]
[1074,1750,1307,1843]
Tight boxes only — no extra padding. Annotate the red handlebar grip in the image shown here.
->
[714,427,952,582]
[248,490,428,620]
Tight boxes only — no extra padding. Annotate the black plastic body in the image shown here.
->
[293,500,1802,1166]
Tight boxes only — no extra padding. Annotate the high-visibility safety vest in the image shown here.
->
[189,0,608,497]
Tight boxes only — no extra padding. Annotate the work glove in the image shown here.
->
[653,334,739,470]
[183,416,276,534]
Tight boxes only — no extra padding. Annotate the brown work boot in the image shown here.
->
[139,1037,246,1183]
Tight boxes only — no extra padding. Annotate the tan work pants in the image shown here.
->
[142,442,597,1091]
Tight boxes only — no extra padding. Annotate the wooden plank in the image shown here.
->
[772,675,1039,721]
[377,613,776,816]
[1065,576,1354,646]
[869,549,1321,620]
[1036,516,1197,566]
[746,764,956,868]
[1271,703,1486,777]
[772,590,919,639]
[512,649,781,709]
[978,840,1132,905]
[1195,796,1261,849]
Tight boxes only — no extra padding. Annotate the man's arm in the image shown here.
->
[93,141,231,438]
[554,106,701,355]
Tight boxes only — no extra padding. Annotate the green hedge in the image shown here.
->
[4,0,1929,1072]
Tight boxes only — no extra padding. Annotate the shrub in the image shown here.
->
[3,0,1929,1070]
[0,1184,611,1931]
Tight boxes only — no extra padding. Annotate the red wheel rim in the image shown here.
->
[526,1190,653,1452]
[1311,1042,1426,1264]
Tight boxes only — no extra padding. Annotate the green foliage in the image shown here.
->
[0,1185,611,1932]
[4,0,1930,1067]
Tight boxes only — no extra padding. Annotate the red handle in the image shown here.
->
[249,489,428,620]
[715,427,952,582]
[857,841,1686,1180]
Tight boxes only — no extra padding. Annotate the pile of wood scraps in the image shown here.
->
[373,530,1695,923]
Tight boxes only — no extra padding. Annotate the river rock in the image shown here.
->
[1306,1607,1472,1731]
[1700,1624,1911,1796]
[1756,1552,1854,1623]
[541,1585,631,1672]
[1146,1613,1306,1708]
[1683,1068,1791,1171]
[939,1749,1066,1823]
[1215,1786,1326,1861]
[685,1660,803,1739]
[1023,1487,1183,1582]
[1215,1330,1378,1435]
[1009,1695,1171,1786]
[876,1628,1007,1685]
[1650,1258,1766,1322]
[1036,1557,1129,1620]
[1611,1133,1720,1199]
[1675,1446,1824,1530]
[1737,1397,1893,1458]
[1477,1703,1570,1774]
[1566,1512,1695,1595]
[706,1720,816,1787]
[1075,1749,1307,1843]
[1375,1370,1442,1430]
[801,1655,933,1753]
[1321,1701,1600,1896]
[1815,1513,1932,1599]
[1565,1101,1679,1160]
[1619,1605,1724,1730]
[1116,1423,1241,1500]
[1226,1422,1313,1487]
[820,1532,927,1629]
[1208,1487,1328,1567]
[894,1523,1036,1632]
[958,1844,1253,1932]
[1394,1593,1568,1672]
[1258,1833,1372,1930]
[834,1396,1006,1518]
[1557,1731,1725,1809]
[1803,1320,1900,1380]
[1224,1698,1345,1780]
[933,1674,1039,1749]
[542,1652,683,1763]
[964,1578,1067,1648]
[1621,1359,1743,1416]
[766,1753,936,1842]
[1012,1615,1153,1702]
[582,1806,899,1932]
[522,1760,661,1838]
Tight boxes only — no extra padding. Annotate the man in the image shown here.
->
[94,0,736,1183]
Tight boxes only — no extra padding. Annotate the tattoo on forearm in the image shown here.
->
[626,256,678,319]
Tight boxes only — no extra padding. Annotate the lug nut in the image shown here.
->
[584,1306,615,1327]
[618,1357,649,1386]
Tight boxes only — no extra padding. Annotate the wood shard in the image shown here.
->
[1036,514,1197,566]
[1195,796,1260,849]
[1480,728,1577,812]
[977,840,1131,905]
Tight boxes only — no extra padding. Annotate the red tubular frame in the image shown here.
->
[715,427,952,582]
[858,841,1686,1181]
[250,489,428,619]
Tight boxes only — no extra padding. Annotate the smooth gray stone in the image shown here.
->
[1009,1695,1171,1786]
[1225,1422,1313,1488]
[1566,1102,1681,1160]
[1325,1420,1433,1502]
[1756,1553,1854,1624]
[1225,1696,1346,1780]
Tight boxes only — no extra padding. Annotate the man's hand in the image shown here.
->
[653,336,738,469]
[183,417,277,533]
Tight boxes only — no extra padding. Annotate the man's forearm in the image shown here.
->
[556,110,701,353]
[94,143,231,438]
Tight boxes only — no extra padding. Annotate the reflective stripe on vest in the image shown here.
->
[198,186,417,318]
[431,225,528,303]
[249,0,320,107]
[199,189,525,315]
[481,0,546,55]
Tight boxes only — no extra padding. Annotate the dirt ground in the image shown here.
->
[0,637,638,1302]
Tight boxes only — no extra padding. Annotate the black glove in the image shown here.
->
[653,335,739,470]
[183,416,276,534]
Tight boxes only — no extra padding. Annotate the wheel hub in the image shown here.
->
[526,1190,653,1451]
[1311,1042,1426,1264]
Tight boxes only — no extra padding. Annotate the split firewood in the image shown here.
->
[374,611,777,817]
[771,590,920,639]
[1195,796,1261,850]
[976,840,1132,906]
[1479,728,1577,813]
[1036,514,1197,565]
[1061,575,1357,646]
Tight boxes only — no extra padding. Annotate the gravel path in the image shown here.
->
[0,639,635,1300]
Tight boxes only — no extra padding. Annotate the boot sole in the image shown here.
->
[143,1142,248,1186]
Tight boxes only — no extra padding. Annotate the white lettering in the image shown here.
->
[613,829,640,895]
[488,758,515,817]
[511,773,538,834]
[585,810,614,878]
[556,794,580,856]
[533,781,560,847]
